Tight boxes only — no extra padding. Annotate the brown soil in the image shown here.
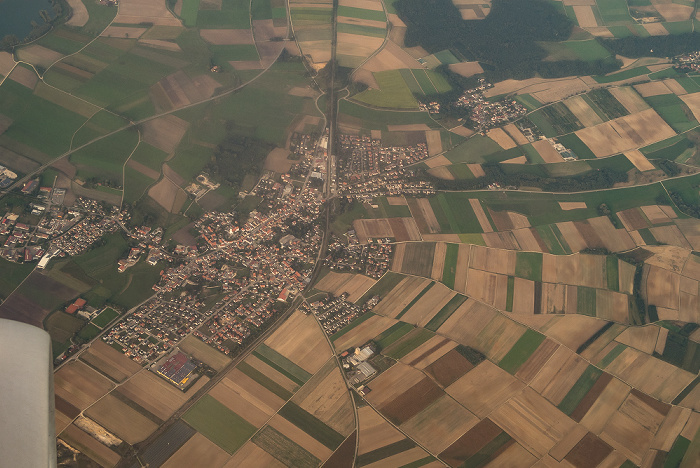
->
[424,349,474,387]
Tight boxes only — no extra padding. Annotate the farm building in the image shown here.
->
[156,352,197,387]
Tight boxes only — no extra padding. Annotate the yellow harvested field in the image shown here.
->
[200,29,254,45]
[373,276,433,318]
[503,123,529,145]
[624,150,655,172]
[364,362,426,408]
[541,283,566,314]
[512,277,535,314]
[223,368,286,415]
[431,242,447,281]
[401,335,457,369]
[643,22,670,36]
[80,340,142,383]
[363,40,421,72]
[264,311,330,374]
[487,128,516,149]
[142,114,189,154]
[652,406,692,451]
[423,155,451,168]
[580,377,631,435]
[605,347,695,403]
[600,411,653,465]
[403,283,456,326]
[428,166,453,180]
[609,86,650,114]
[650,225,692,249]
[541,314,607,350]
[178,335,231,371]
[468,163,485,178]
[596,289,629,323]
[293,362,355,435]
[531,347,589,405]
[357,406,404,455]
[490,387,576,457]
[59,424,121,468]
[575,109,676,158]
[333,314,396,351]
[163,432,230,468]
[448,61,484,77]
[512,228,545,252]
[453,244,471,294]
[426,129,442,156]
[646,265,680,310]
[446,360,524,418]
[573,5,598,27]
[679,91,700,121]
[17,45,63,69]
[209,382,271,427]
[438,299,497,344]
[502,155,528,164]
[644,245,690,273]
[564,95,603,127]
[654,3,693,22]
[465,269,500,305]
[224,441,285,468]
[118,370,208,421]
[245,354,298,392]
[315,272,376,302]
[400,395,478,453]
[85,394,158,444]
[476,314,527,362]
[337,33,384,58]
[469,245,516,275]
[643,205,675,224]
[115,0,181,25]
[65,0,88,27]
[386,196,406,205]
[470,199,493,232]
[664,78,687,95]
[337,16,386,29]
[634,81,672,97]
[588,216,636,252]
[339,0,382,10]
[559,201,587,210]
[620,392,666,434]
[148,177,185,213]
[0,52,15,78]
[54,362,114,411]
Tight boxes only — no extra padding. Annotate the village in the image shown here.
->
[452,78,528,133]
[336,134,436,200]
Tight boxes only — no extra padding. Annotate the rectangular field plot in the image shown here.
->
[79,340,142,383]
[183,394,257,454]
[162,432,230,468]
[263,310,329,374]
[447,360,524,418]
[85,393,159,445]
[252,425,321,468]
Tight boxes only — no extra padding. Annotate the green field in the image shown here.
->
[77,323,101,342]
[92,307,119,329]
[354,70,419,109]
[606,256,619,292]
[594,66,650,84]
[425,294,467,332]
[0,259,35,299]
[278,402,345,449]
[515,252,543,282]
[253,344,312,385]
[237,360,295,400]
[645,94,698,133]
[0,80,87,156]
[383,328,434,359]
[498,329,546,374]
[375,322,415,349]
[337,5,386,21]
[577,286,597,317]
[441,243,460,288]
[71,128,139,183]
[45,311,85,346]
[557,365,604,415]
[183,395,257,453]
[444,135,502,164]
[355,272,405,306]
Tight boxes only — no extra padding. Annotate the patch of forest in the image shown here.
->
[395,0,620,81]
